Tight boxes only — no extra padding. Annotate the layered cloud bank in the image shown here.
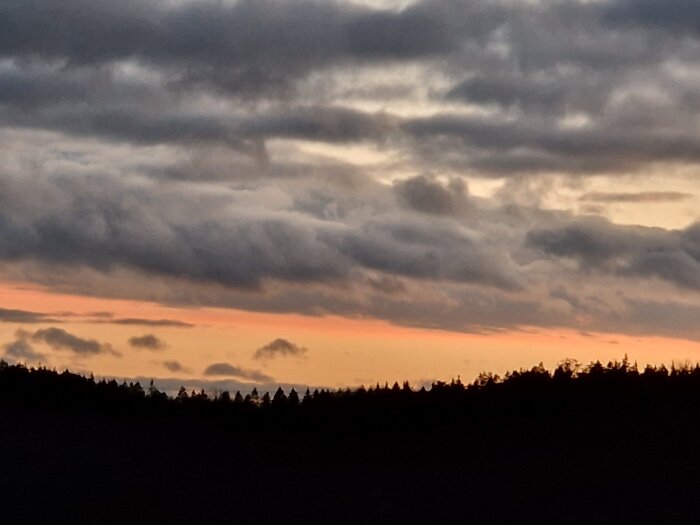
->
[2,0,700,344]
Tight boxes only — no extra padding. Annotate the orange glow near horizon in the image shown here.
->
[2,280,700,389]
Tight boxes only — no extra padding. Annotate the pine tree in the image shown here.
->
[288,388,300,406]
[176,386,188,400]
[273,387,287,406]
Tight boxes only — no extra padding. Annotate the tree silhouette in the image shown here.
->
[3,359,700,523]
[272,387,286,406]
[176,386,188,400]
[288,388,299,406]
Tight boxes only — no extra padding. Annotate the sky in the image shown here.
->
[3,0,700,392]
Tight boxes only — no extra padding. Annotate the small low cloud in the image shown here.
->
[32,327,115,355]
[4,327,119,357]
[203,363,273,383]
[3,326,116,361]
[253,338,308,361]
[580,191,693,203]
[3,338,46,362]
[129,334,167,351]
[163,360,185,373]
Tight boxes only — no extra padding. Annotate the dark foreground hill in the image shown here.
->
[2,358,700,524]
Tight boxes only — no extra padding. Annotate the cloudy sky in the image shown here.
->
[3,0,700,391]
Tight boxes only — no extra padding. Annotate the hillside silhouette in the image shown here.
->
[2,357,700,523]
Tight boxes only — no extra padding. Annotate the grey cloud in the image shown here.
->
[527,217,700,290]
[404,112,700,176]
[0,188,346,288]
[580,192,693,203]
[446,71,611,114]
[604,0,700,34]
[203,363,273,383]
[324,217,521,289]
[2,104,393,152]
[109,318,193,328]
[682,223,700,261]
[0,173,519,290]
[526,217,665,265]
[253,338,307,361]
[5,159,700,340]
[8,218,700,341]
[0,0,487,95]
[3,1,700,176]
[129,334,167,351]
[0,307,59,324]
[163,360,184,373]
[35,311,193,327]
[393,175,469,216]
[622,298,700,339]
[5,0,700,345]
[239,107,394,143]
[621,251,700,289]
[31,327,116,356]
[3,338,46,362]
[366,274,406,294]
[0,61,159,110]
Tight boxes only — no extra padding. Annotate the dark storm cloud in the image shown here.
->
[603,0,700,34]
[0,0,491,94]
[623,299,700,339]
[0,191,347,288]
[253,338,307,361]
[0,62,158,109]
[527,217,700,290]
[323,217,520,289]
[4,0,700,344]
[393,175,469,216]
[203,363,273,383]
[128,334,167,351]
[3,1,700,175]
[445,71,611,114]
[0,103,394,156]
[403,112,700,175]
[526,217,667,265]
[238,107,394,143]
[0,173,519,290]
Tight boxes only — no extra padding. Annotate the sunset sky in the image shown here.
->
[3,0,700,392]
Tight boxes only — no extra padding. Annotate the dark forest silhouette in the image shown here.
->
[3,357,700,523]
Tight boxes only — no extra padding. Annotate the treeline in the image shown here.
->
[3,356,700,416]
[4,357,700,523]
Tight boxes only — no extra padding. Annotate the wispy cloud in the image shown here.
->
[580,192,693,203]
[203,363,273,383]
[0,308,61,324]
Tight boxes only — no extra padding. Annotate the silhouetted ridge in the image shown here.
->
[2,357,700,524]
[1,357,699,414]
